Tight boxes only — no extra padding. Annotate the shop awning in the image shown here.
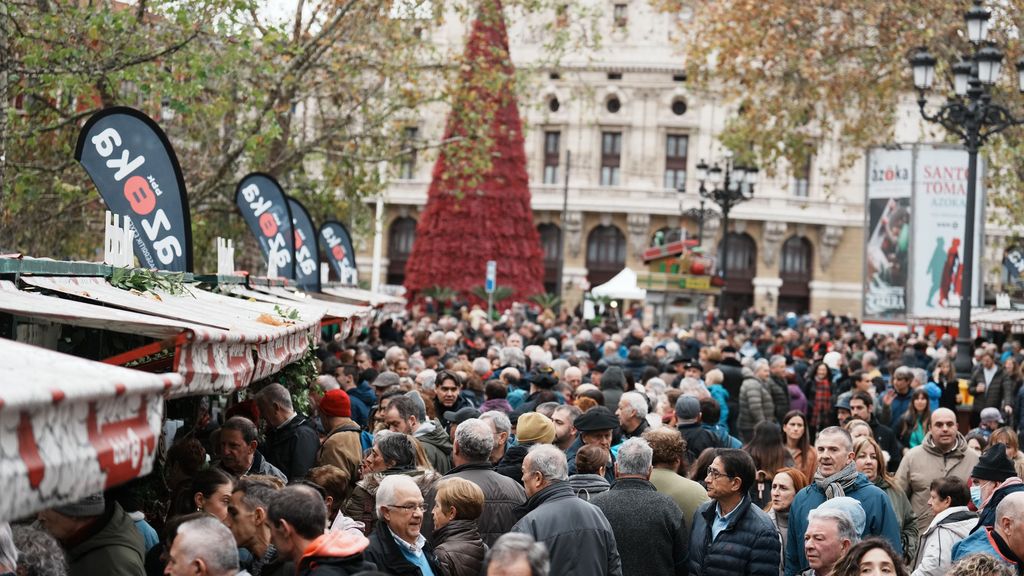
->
[16,277,321,397]
[227,285,372,339]
[909,308,1024,333]
[590,268,648,300]
[0,338,183,522]
[320,285,406,317]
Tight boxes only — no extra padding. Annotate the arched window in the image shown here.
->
[651,226,683,246]
[538,224,562,294]
[717,232,756,319]
[387,217,417,285]
[779,236,813,315]
[586,225,626,285]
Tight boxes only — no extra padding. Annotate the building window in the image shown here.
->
[613,3,627,27]
[387,217,417,285]
[781,236,812,277]
[791,155,812,197]
[548,97,560,112]
[398,127,418,180]
[586,225,627,285]
[606,97,621,113]
[543,131,560,184]
[671,99,687,116]
[664,134,688,190]
[600,132,622,186]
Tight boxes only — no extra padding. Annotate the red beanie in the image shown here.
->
[320,389,351,418]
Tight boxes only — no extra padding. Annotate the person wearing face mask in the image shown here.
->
[967,444,1024,532]
[854,437,918,565]
[912,477,976,576]
[765,467,809,552]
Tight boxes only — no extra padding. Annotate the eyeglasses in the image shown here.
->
[387,503,427,512]
[705,467,733,480]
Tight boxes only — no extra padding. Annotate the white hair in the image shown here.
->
[678,377,711,400]
[416,368,437,391]
[176,517,240,576]
[616,437,653,476]
[550,359,570,378]
[499,347,526,371]
[525,443,568,482]
[480,410,512,435]
[472,357,491,375]
[376,474,421,519]
[620,391,649,418]
[315,374,339,392]
[255,383,293,412]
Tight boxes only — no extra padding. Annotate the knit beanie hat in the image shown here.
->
[972,443,1018,482]
[54,493,105,517]
[320,389,352,418]
[516,412,556,444]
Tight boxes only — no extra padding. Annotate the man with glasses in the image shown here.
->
[365,475,443,576]
[688,448,781,576]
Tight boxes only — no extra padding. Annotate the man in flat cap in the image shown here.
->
[566,406,619,483]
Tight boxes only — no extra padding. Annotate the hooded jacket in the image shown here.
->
[511,481,623,576]
[261,414,321,481]
[689,496,780,576]
[785,472,903,576]
[432,519,486,576]
[415,420,453,474]
[912,506,977,576]
[568,474,611,501]
[343,467,441,539]
[444,461,526,547]
[893,432,979,531]
[600,367,627,411]
[296,530,374,576]
[66,502,145,576]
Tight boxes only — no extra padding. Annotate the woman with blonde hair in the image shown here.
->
[431,477,487,576]
[854,436,919,565]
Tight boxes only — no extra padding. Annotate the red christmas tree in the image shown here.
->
[403,0,544,305]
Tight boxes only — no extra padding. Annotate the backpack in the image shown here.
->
[323,424,374,453]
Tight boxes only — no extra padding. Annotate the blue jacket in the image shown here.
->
[784,472,903,576]
[952,526,1021,572]
[708,385,731,429]
[347,381,374,428]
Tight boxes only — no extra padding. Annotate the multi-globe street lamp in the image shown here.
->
[694,153,758,282]
[909,0,1024,379]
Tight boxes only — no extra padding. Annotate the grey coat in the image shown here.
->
[444,462,526,547]
[591,478,688,576]
[739,375,776,437]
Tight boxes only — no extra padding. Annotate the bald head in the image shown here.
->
[995,492,1024,551]
[930,408,959,451]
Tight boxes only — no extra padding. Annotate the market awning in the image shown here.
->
[16,276,321,397]
[0,338,183,522]
[227,285,372,339]
[590,268,648,300]
[320,285,406,317]
[909,308,1024,333]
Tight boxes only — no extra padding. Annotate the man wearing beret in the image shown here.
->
[317,388,363,488]
[566,406,619,483]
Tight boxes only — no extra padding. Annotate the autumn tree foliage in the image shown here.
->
[404,0,545,304]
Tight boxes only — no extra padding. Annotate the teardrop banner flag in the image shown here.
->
[74,106,193,272]
[288,196,321,292]
[234,173,295,279]
[319,220,358,285]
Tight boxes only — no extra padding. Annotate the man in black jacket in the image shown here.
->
[364,475,443,576]
[675,396,721,467]
[591,438,688,576]
[850,391,903,473]
[688,449,781,576]
[256,384,320,481]
[716,347,745,433]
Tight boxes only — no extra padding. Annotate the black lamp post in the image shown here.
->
[682,198,719,248]
[694,153,758,281]
[909,0,1024,380]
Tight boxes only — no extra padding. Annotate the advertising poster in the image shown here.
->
[864,148,913,320]
[234,173,295,279]
[287,197,322,292]
[319,220,358,285]
[910,147,984,316]
[75,107,193,272]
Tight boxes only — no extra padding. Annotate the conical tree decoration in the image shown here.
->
[403,0,544,305]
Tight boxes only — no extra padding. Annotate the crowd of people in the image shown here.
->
[6,305,1024,576]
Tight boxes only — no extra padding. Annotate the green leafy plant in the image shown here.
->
[110,268,189,296]
[530,292,561,311]
[273,304,301,321]
[470,284,514,303]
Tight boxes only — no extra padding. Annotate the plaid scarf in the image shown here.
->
[811,378,833,430]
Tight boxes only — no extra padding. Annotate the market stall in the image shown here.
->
[0,338,183,522]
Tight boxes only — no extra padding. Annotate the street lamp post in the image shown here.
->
[909,0,1024,380]
[694,153,758,281]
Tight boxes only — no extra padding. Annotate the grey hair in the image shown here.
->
[862,351,878,367]
[480,410,512,435]
[455,418,495,462]
[552,404,582,424]
[645,377,667,396]
[807,507,860,545]
[550,359,570,378]
[0,523,15,571]
[818,426,854,453]
[176,516,240,575]
[11,525,66,576]
[678,377,711,399]
[472,357,491,375]
[893,366,915,380]
[222,416,259,444]
[995,491,1024,524]
[315,374,339,392]
[616,437,653,476]
[485,532,550,576]
[536,402,560,418]
[385,345,407,366]
[769,355,787,368]
[376,474,420,519]
[374,430,416,468]
[525,443,568,482]
[620,391,649,418]
[752,359,769,372]
[405,390,428,421]
[910,367,927,386]
[499,347,526,371]
[416,368,437,391]
[255,383,293,412]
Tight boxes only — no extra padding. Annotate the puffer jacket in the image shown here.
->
[568,474,610,501]
[688,496,781,576]
[738,373,775,439]
[912,506,976,576]
[511,481,623,576]
[444,462,526,547]
[343,467,441,539]
[432,519,486,576]
[785,472,903,576]
[66,502,145,576]
[261,413,321,481]
[952,526,1021,571]
[296,530,374,576]
[893,432,979,531]
[364,521,442,576]
[416,420,453,474]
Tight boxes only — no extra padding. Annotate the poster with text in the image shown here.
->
[864,148,913,320]
[910,147,984,316]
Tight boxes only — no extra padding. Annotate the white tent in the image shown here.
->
[590,267,647,300]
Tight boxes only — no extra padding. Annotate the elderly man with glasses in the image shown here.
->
[365,474,443,576]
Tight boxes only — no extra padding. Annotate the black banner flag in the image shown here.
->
[288,197,321,292]
[75,107,193,272]
[319,220,358,285]
[234,173,295,279]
